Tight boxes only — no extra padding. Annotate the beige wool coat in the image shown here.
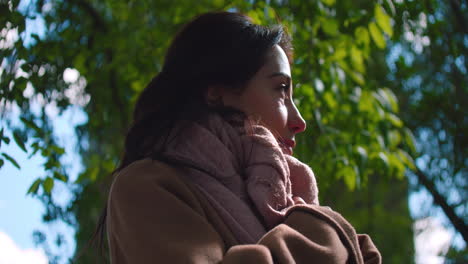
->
[107,159,381,263]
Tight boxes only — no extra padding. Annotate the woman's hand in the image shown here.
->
[242,125,320,228]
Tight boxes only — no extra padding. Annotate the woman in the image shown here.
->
[104,11,381,263]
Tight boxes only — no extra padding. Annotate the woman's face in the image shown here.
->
[221,44,306,155]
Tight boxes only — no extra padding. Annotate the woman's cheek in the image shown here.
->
[277,104,289,126]
[264,104,288,134]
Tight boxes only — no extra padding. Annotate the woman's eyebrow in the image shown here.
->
[268,72,291,82]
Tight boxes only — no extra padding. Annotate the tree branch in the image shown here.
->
[414,167,468,243]
[74,0,107,32]
[449,0,468,35]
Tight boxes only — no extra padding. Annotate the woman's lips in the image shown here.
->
[278,138,295,155]
[283,138,296,149]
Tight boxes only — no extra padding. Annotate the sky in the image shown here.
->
[0,133,45,249]
[0,141,49,263]
[0,2,85,262]
[0,105,86,263]
[0,231,47,264]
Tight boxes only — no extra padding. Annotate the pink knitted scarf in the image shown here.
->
[157,113,318,244]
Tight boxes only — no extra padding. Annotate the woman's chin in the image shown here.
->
[284,146,293,156]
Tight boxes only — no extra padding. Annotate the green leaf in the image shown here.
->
[349,70,365,85]
[355,26,370,46]
[350,45,365,73]
[338,61,365,85]
[265,6,276,20]
[387,113,403,128]
[43,177,54,194]
[51,145,65,155]
[342,166,357,191]
[20,63,31,73]
[246,10,262,24]
[321,0,336,6]
[379,88,398,112]
[28,142,40,158]
[13,131,27,153]
[356,146,368,161]
[0,129,3,148]
[0,128,10,145]
[403,128,417,155]
[89,167,99,182]
[322,18,339,36]
[373,88,398,112]
[358,91,374,113]
[368,22,386,49]
[1,153,20,169]
[44,158,60,170]
[14,76,28,92]
[20,117,42,135]
[388,152,406,179]
[377,135,385,148]
[75,172,86,184]
[384,0,396,16]
[378,152,389,169]
[3,137,10,144]
[27,179,42,195]
[375,5,393,37]
[332,46,347,61]
[324,91,338,109]
[396,149,416,171]
[53,171,68,183]
[0,159,3,169]
[388,130,402,148]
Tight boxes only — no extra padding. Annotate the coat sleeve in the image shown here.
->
[107,161,380,264]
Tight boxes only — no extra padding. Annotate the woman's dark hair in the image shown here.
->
[125,11,292,169]
[88,11,292,261]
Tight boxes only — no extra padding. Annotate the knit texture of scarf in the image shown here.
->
[157,113,319,244]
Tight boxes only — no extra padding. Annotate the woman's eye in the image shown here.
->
[278,83,290,92]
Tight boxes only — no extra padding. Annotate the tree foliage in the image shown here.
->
[389,0,467,259]
[3,0,464,263]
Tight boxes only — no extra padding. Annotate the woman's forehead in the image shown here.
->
[261,45,291,78]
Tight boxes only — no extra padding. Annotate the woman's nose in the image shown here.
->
[288,104,306,134]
